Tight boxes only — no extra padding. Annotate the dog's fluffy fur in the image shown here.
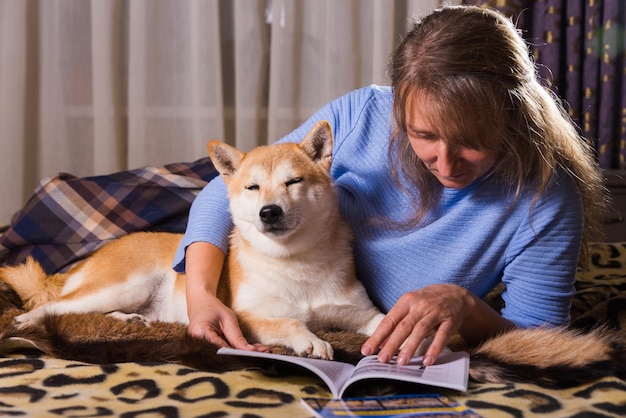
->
[1,121,384,360]
[1,121,625,387]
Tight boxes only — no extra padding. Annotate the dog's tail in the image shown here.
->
[0,257,67,310]
[469,326,626,388]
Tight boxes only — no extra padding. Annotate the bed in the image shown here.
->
[0,164,625,417]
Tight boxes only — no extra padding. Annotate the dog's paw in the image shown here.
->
[107,312,150,326]
[12,312,40,330]
[293,337,334,360]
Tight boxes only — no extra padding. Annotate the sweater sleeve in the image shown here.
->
[172,177,232,272]
[500,173,584,328]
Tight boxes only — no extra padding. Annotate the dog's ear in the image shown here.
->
[300,120,333,170]
[207,140,244,183]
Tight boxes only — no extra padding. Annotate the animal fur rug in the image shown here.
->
[1,277,625,390]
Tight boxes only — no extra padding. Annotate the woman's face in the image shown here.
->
[405,96,499,189]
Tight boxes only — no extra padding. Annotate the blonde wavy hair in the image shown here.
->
[388,5,607,264]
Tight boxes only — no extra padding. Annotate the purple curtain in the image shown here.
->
[463,0,625,169]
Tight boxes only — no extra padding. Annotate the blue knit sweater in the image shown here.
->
[174,85,583,329]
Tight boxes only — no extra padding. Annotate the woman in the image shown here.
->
[173,5,606,367]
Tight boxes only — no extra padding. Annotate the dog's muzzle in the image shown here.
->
[259,204,289,234]
[260,204,283,225]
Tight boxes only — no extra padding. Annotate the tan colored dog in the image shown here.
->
[0,121,384,360]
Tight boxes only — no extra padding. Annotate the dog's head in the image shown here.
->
[207,121,338,255]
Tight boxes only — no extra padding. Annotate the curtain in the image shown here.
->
[464,0,626,170]
[0,0,452,223]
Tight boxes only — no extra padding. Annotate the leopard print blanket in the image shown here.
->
[1,242,625,417]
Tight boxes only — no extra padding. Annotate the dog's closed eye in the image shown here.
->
[285,177,303,187]
[245,184,260,191]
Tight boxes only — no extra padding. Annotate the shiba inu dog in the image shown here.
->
[0,120,385,360]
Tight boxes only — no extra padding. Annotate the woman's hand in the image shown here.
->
[361,284,471,366]
[361,283,513,366]
[187,294,267,351]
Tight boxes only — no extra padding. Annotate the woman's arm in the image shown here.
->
[185,241,258,350]
[362,174,583,366]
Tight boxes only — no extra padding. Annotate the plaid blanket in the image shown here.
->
[0,159,217,274]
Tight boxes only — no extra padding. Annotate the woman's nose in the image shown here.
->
[436,142,458,177]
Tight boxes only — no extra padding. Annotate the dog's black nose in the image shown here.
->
[259,204,283,224]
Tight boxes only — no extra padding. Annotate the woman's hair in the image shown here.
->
[388,4,606,263]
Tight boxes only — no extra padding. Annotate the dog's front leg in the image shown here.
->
[237,312,334,360]
[355,312,386,336]
[314,303,385,337]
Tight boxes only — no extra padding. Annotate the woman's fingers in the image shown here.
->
[361,285,469,365]
[361,312,397,356]
[217,314,256,350]
[422,323,454,365]
[187,302,263,351]
[386,309,444,364]
[362,300,431,363]
[188,322,230,347]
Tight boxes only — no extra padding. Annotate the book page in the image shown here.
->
[217,347,356,397]
[340,351,469,396]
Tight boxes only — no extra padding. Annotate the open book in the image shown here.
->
[217,347,469,398]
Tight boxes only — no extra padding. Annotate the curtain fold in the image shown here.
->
[91,0,126,174]
[0,1,29,218]
[0,0,450,223]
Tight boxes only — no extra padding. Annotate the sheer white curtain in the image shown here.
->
[0,0,453,223]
